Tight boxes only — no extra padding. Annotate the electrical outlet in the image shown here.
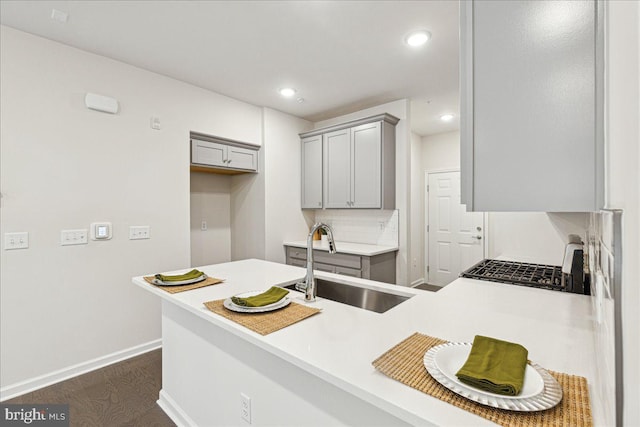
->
[201,221,207,231]
[4,232,29,250]
[240,393,251,423]
[61,229,88,246]
[129,226,150,240]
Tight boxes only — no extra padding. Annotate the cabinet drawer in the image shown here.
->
[288,258,305,268]
[314,263,335,273]
[287,247,308,260]
[314,251,361,269]
[335,266,362,278]
[286,246,361,269]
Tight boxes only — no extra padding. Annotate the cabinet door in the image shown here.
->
[227,146,257,171]
[351,122,381,208]
[192,140,227,167]
[461,0,603,212]
[323,129,351,208]
[301,135,323,209]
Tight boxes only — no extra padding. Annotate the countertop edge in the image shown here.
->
[283,240,399,256]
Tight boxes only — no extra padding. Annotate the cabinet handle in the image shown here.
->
[228,159,232,164]
[318,202,322,207]
[472,235,482,240]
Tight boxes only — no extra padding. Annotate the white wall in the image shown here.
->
[409,132,424,285]
[421,130,460,171]
[315,210,398,246]
[263,108,314,264]
[419,131,589,276]
[0,26,263,392]
[488,212,588,265]
[230,159,266,261]
[606,2,640,425]
[190,172,231,267]
[314,99,411,285]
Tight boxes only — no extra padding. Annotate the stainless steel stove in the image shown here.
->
[460,259,565,291]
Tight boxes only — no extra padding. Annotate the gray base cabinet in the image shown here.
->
[285,246,396,284]
[460,0,603,212]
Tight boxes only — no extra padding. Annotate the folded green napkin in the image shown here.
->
[231,286,289,307]
[155,269,204,282]
[455,335,528,396]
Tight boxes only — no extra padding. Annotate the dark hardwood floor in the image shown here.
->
[5,349,175,427]
[413,283,442,292]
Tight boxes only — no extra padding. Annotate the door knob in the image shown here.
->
[472,235,482,240]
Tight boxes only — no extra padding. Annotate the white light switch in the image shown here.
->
[150,117,161,130]
[61,229,88,246]
[129,226,150,240]
[4,232,29,250]
[91,222,112,240]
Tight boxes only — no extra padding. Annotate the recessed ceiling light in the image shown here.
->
[405,30,431,47]
[440,114,454,122]
[279,88,297,98]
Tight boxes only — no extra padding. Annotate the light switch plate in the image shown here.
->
[129,226,150,240]
[4,232,29,250]
[61,229,88,246]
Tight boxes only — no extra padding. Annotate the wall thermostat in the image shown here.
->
[90,222,112,240]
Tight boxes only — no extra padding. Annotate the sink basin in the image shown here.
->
[282,278,412,313]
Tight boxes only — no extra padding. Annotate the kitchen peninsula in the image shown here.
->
[133,259,601,426]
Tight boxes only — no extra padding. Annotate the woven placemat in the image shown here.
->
[143,276,223,294]
[372,333,593,427]
[203,299,321,335]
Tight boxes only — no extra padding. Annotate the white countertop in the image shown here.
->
[133,259,600,426]
[283,240,399,256]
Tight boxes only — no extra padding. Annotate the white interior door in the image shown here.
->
[427,171,485,286]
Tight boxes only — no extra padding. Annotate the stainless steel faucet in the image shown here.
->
[297,222,336,302]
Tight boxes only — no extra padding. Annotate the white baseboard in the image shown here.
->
[0,339,162,402]
[410,278,425,287]
[158,389,197,427]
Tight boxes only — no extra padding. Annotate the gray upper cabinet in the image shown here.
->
[300,113,398,210]
[191,133,259,174]
[301,135,323,209]
[460,0,604,212]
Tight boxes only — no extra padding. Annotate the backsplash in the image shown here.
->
[587,210,622,427]
[314,210,399,247]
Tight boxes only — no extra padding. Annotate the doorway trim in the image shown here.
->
[424,169,489,285]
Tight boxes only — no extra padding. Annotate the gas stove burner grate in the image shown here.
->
[461,259,564,291]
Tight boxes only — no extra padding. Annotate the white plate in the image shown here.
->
[424,342,563,411]
[223,290,291,313]
[434,343,544,399]
[152,274,207,286]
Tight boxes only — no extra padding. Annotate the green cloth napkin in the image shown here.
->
[455,335,528,396]
[155,269,204,282]
[231,286,289,307]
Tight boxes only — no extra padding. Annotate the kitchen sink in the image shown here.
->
[282,278,412,313]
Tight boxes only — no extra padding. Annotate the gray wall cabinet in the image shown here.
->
[460,0,604,212]
[285,246,397,284]
[191,133,259,175]
[300,113,398,210]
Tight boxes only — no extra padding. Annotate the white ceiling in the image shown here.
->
[0,0,460,136]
